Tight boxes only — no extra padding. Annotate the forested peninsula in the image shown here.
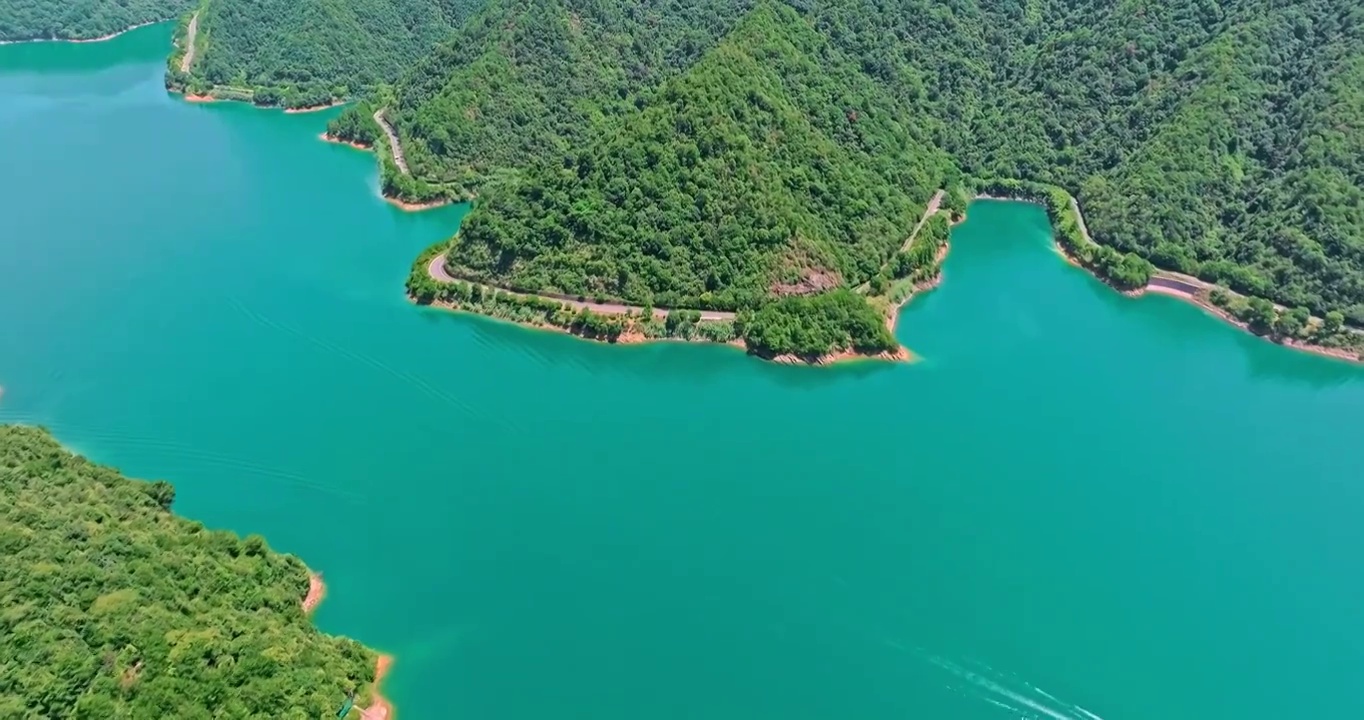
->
[0,426,386,718]
[162,0,1364,359]
[0,0,190,43]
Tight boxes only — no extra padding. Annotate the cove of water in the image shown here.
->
[4,24,1364,720]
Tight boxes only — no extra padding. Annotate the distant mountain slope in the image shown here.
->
[386,0,1364,323]
[445,2,951,310]
[1075,1,1364,320]
[382,0,756,192]
[0,0,191,42]
[175,0,485,106]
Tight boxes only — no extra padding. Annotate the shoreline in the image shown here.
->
[301,568,394,718]
[316,133,451,211]
[1136,276,1362,363]
[319,132,373,151]
[384,195,452,212]
[285,100,346,114]
[970,194,1363,364]
[419,253,906,366]
[0,20,158,46]
[366,654,396,719]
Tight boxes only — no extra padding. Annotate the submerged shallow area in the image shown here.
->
[3,24,1364,720]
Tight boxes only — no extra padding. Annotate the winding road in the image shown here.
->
[900,190,945,253]
[178,12,198,73]
[374,109,410,175]
[427,254,736,321]
[428,191,947,318]
[1066,194,1214,299]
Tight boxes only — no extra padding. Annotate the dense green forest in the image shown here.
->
[197,0,1364,344]
[378,0,760,190]
[171,0,485,107]
[0,426,378,717]
[365,0,1364,337]
[0,0,190,42]
[737,289,897,359]
[444,3,948,311]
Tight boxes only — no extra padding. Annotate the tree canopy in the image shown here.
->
[367,0,1364,330]
[185,0,1364,341]
[0,426,378,718]
[173,0,485,107]
[446,2,949,311]
[0,0,190,42]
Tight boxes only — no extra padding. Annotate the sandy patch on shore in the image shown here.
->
[1142,284,1196,300]
[770,346,910,366]
[285,101,344,114]
[384,196,450,212]
[364,655,395,719]
[301,572,326,614]
[318,133,373,150]
[183,94,218,103]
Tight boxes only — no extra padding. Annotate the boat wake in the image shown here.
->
[882,638,1105,720]
[927,653,1105,720]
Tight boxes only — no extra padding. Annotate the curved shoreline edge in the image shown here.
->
[418,185,1361,367]
[318,132,446,211]
[301,569,394,718]
[408,192,951,366]
[0,20,160,46]
[965,190,1363,364]
[415,251,911,366]
[319,119,456,211]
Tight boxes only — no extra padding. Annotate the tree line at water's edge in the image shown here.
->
[0,0,190,42]
[408,242,904,359]
[165,0,486,109]
[0,426,379,718]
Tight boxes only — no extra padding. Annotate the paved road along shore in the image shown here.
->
[427,254,736,321]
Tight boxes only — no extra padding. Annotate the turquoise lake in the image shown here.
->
[3,23,1364,719]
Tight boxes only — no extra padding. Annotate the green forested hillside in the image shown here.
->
[446,2,949,310]
[380,0,1364,327]
[173,0,484,107]
[377,0,757,191]
[0,426,377,718]
[0,0,191,42]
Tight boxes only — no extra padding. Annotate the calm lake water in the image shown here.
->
[3,24,1364,720]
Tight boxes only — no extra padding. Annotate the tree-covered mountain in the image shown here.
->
[377,0,1364,326]
[172,0,485,107]
[0,0,191,42]
[445,2,949,312]
[0,426,378,718]
[376,0,757,193]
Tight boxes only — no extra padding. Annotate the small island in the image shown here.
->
[0,426,391,718]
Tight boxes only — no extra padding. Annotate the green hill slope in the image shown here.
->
[445,2,950,313]
[0,0,191,42]
[173,0,484,107]
[375,0,756,192]
[381,0,1364,324]
[0,426,378,717]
